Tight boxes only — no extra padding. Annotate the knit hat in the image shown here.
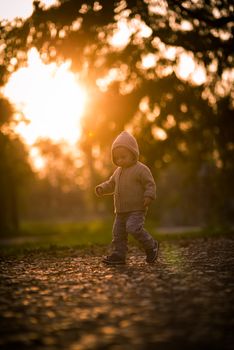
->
[111,131,139,164]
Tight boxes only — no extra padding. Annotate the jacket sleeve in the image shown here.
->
[140,166,156,200]
[95,170,117,195]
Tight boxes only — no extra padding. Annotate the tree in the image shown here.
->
[0,96,32,233]
[1,0,233,225]
[23,139,86,220]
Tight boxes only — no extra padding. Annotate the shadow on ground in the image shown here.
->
[0,236,233,350]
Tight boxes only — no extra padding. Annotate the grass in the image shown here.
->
[0,219,233,255]
[0,220,113,253]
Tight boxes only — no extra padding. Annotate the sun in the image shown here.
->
[3,48,87,146]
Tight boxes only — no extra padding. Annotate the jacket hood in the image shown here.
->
[111,131,139,164]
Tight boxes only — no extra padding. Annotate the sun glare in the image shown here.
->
[3,48,87,146]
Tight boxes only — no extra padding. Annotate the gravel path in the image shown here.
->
[0,236,233,350]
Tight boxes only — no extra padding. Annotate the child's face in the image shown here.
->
[113,147,135,168]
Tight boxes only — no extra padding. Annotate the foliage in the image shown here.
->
[0,0,233,226]
[0,96,33,233]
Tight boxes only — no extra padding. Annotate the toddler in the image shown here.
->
[95,131,158,264]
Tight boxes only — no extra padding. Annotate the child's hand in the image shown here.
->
[95,186,103,197]
[144,197,153,208]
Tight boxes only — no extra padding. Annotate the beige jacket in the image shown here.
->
[96,131,156,213]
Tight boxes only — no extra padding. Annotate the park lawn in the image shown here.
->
[0,219,233,255]
[0,220,113,253]
[0,219,150,254]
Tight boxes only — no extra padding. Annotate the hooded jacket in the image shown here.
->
[96,131,156,213]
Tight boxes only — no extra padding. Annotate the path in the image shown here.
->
[0,236,233,350]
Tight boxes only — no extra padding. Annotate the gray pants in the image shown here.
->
[111,211,155,258]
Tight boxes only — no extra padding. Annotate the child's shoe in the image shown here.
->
[145,240,159,263]
[102,253,126,265]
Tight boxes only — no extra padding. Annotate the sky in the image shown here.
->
[0,0,57,21]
